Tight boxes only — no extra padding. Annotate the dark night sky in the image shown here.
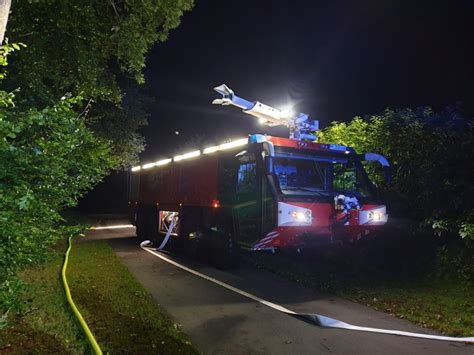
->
[141,0,474,161]
[79,0,474,212]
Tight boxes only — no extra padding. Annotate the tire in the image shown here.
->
[210,229,237,269]
[180,209,206,259]
[135,210,147,242]
[136,206,161,244]
[148,211,163,245]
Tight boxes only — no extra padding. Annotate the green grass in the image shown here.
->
[0,238,198,354]
[245,247,474,337]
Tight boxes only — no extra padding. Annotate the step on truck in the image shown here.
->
[128,84,390,268]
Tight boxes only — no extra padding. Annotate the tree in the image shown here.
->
[4,0,194,166]
[87,78,150,168]
[0,0,194,313]
[0,43,115,312]
[0,0,11,44]
[318,107,474,240]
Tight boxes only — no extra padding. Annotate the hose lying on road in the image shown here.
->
[140,239,474,344]
[62,235,103,355]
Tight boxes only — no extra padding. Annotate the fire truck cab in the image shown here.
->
[230,134,387,250]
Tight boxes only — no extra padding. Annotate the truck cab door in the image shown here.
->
[233,152,262,246]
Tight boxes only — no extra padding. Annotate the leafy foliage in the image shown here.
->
[0,45,114,313]
[87,79,150,168]
[318,107,474,240]
[0,0,193,319]
[6,0,193,104]
[4,0,193,167]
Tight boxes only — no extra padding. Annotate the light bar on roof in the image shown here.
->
[142,162,156,169]
[203,146,219,154]
[218,138,248,150]
[134,138,248,169]
[203,138,248,155]
[174,150,201,162]
[155,158,172,166]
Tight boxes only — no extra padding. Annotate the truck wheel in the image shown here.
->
[183,230,203,257]
[149,211,169,248]
[137,207,162,244]
[210,230,237,269]
[179,210,205,258]
[135,211,146,242]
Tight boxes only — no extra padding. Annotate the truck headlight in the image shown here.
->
[278,202,313,226]
[290,210,312,222]
[368,211,383,221]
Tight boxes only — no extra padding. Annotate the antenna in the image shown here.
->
[212,84,318,141]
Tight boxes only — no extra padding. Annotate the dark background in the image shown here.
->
[77,0,474,213]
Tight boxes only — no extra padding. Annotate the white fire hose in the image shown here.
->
[92,225,474,344]
[140,239,474,344]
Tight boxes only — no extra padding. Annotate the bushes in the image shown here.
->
[0,0,195,318]
[5,0,194,168]
[318,107,474,241]
[0,44,114,313]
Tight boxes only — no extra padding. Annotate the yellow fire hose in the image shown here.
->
[61,235,103,355]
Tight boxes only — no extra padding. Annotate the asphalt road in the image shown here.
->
[88,227,473,355]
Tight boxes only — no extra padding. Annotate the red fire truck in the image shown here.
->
[129,85,389,267]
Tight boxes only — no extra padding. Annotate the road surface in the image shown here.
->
[88,227,473,355]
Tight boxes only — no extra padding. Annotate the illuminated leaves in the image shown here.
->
[318,108,474,240]
[4,0,193,167]
[6,0,193,104]
[0,95,114,294]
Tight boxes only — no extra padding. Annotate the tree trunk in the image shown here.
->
[0,0,12,44]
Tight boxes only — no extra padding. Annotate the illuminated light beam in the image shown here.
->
[280,108,294,119]
[91,224,135,230]
[218,138,248,151]
[142,162,156,169]
[155,158,172,166]
[131,166,141,172]
[174,150,201,162]
[203,146,219,154]
[135,138,247,167]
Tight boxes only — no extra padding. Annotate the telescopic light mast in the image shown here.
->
[212,84,319,141]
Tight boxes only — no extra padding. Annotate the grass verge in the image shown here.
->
[0,238,198,354]
[244,238,474,337]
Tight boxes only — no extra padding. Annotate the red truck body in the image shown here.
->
[138,154,219,208]
[129,134,387,264]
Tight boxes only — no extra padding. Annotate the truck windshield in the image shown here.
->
[274,154,372,197]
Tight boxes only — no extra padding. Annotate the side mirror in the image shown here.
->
[265,156,274,174]
[262,141,275,175]
[359,153,391,183]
